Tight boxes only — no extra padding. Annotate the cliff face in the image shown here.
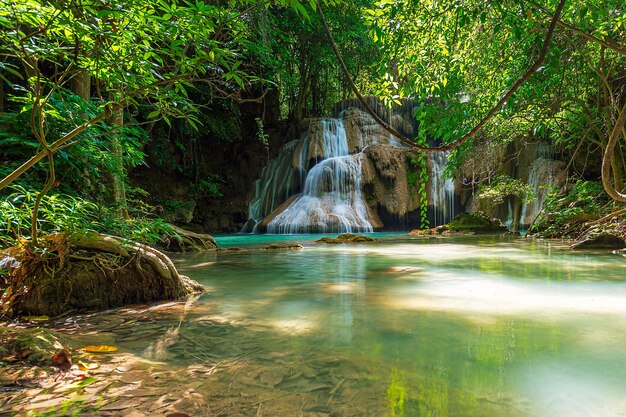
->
[135,93,572,234]
[362,145,421,229]
[462,138,567,230]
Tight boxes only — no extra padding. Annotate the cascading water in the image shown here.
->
[429,152,456,226]
[267,119,373,234]
[519,157,564,229]
[241,141,300,233]
[243,101,460,233]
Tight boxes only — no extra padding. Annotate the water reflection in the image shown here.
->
[59,236,626,416]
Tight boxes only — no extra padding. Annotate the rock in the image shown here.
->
[409,228,441,236]
[316,234,376,244]
[444,212,508,233]
[264,243,304,250]
[571,232,626,250]
[362,145,420,227]
[217,243,303,253]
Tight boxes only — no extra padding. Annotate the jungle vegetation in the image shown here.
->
[0,0,625,245]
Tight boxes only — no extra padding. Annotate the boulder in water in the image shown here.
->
[316,233,377,244]
[412,212,508,234]
[571,232,626,250]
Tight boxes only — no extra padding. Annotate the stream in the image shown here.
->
[9,233,626,416]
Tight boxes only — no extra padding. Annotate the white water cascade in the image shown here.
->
[519,157,564,228]
[243,104,461,233]
[267,120,373,234]
[429,152,456,226]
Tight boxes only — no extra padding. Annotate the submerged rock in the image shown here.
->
[571,232,626,250]
[316,233,377,244]
[218,242,304,253]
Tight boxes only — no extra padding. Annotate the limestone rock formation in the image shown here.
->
[362,145,421,227]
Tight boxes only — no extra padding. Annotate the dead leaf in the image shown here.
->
[100,399,142,411]
[77,360,99,371]
[79,345,118,353]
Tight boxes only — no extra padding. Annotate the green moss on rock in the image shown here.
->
[316,234,377,244]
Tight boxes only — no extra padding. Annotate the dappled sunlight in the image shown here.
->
[268,318,320,334]
[17,235,626,417]
[321,281,361,293]
[383,271,626,317]
[188,261,218,268]
[515,361,626,417]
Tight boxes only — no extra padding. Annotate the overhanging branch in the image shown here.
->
[316,0,567,152]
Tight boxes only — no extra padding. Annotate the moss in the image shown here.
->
[446,212,508,232]
[316,234,377,244]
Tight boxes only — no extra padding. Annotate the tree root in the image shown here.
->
[1,233,204,318]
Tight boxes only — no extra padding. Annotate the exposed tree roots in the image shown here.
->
[1,233,204,318]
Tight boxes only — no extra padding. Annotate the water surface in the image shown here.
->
[62,234,626,416]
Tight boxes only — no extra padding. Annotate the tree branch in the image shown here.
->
[601,100,626,202]
[529,1,626,56]
[316,0,567,152]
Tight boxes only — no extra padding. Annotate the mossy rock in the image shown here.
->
[571,232,626,250]
[445,212,508,233]
[316,234,377,244]
[264,243,304,250]
[156,225,218,252]
[217,243,303,253]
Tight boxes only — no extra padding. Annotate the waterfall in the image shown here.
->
[241,140,300,233]
[504,199,514,231]
[243,105,448,234]
[267,119,373,234]
[429,152,456,226]
[519,157,564,229]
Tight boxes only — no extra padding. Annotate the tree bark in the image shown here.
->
[108,106,129,218]
[70,70,90,100]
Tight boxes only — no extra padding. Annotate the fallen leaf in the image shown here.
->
[166,413,191,417]
[57,377,97,391]
[79,345,118,353]
[77,360,99,371]
[22,316,50,322]
[100,399,142,411]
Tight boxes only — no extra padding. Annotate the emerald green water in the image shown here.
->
[70,235,626,416]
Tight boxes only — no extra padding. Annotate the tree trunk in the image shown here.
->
[108,106,129,218]
[70,70,91,100]
[0,78,4,112]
